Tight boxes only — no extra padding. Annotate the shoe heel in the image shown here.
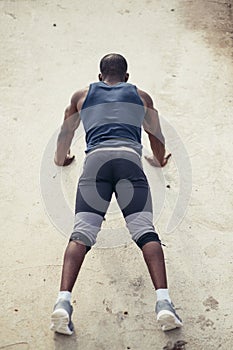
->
[50,309,73,335]
[157,310,183,331]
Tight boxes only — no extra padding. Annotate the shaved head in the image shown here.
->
[100,53,128,79]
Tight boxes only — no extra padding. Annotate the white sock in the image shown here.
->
[56,291,72,303]
[156,289,171,303]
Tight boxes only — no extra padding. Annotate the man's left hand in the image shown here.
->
[145,153,171,167]
[63,155,75,166]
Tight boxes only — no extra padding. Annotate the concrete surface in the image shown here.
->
[0,0,233,349]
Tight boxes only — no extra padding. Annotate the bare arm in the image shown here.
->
[138,89,171,167]
[54,93,81,166]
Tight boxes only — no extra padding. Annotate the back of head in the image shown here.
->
[100,53,128,79]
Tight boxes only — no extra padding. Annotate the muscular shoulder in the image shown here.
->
[71,87,89,111]
[137,88,154,109]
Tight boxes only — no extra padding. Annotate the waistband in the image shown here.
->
[86,146,141,158]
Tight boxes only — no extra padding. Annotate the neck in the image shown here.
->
[102,76,124,86]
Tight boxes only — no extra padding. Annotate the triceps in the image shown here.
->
[63,112,81,134]
[143,109,165,145]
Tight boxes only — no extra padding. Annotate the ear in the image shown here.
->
[125,73,129,82]
[98,73,103,81]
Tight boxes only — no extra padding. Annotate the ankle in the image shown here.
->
[56,291,72,303]
[156,288,171,303]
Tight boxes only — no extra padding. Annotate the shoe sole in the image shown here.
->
[157,310,183,331]
[50,308,73,335]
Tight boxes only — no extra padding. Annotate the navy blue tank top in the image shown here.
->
[80,82,145,155]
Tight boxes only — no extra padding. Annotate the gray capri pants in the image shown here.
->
[70,147,161,251]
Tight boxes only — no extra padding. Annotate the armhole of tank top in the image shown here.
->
[80,84,92,111]
[133,85,145,107]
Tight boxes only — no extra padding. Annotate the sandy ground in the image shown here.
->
[0,0,233,349]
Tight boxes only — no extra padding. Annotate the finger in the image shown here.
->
[63,155,75,166]
[165,153,172,160]
[66,156,75,165]
[161,155,172,167]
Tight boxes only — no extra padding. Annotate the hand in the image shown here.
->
[145,153,171,167]
[63,154,75,166]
